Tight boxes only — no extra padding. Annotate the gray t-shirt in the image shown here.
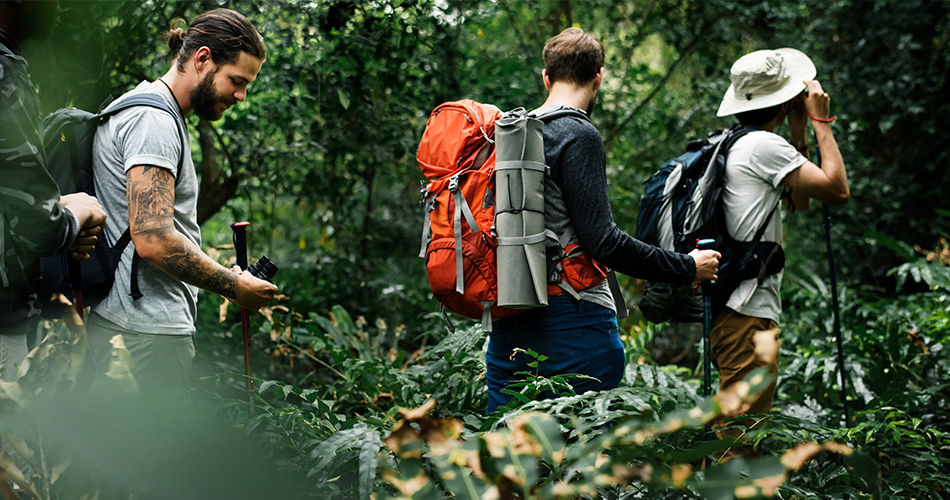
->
[721,130,807,322]
[91,81,200,335]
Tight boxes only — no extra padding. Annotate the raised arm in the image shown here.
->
[781,80,850,207]
[126,165,276,310]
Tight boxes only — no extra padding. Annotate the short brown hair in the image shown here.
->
[165,9,266,72]
[542,27,604,85]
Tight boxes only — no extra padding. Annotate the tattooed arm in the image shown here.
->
[126,165,276,310]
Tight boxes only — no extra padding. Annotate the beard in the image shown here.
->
[190,70,235,121]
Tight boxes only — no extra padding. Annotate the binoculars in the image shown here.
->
[247,255,279,283]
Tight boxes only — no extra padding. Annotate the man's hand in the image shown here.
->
[689,248,721,281]
[68,225,104,261]
[231,266,278,311]
[59,193,107,261]
[802,79,832,120]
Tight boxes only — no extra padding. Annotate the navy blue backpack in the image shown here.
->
[634,126,785,322]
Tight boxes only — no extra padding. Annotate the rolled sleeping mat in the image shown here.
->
[494,110,548,309]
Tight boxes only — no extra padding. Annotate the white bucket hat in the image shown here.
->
[717,48,816,117]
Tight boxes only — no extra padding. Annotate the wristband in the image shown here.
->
[807,113,837,123]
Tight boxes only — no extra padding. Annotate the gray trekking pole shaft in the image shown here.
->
[697,239,716,453]
[815,139,850,428]
[231,221,255,415]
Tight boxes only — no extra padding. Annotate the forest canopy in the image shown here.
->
[6,0,949,499]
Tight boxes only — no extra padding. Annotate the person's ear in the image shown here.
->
[542,69,552,91]
[193,46,214,74]
[592,67,604,90]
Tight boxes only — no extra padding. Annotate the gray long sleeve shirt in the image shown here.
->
[541,108,695,298]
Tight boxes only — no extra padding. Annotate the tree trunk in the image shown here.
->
[196,119,240,226]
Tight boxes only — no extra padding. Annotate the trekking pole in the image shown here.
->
[68,256,85,321]
[697,238,716,464]
[231,221,255,414]
[815,141,850,428]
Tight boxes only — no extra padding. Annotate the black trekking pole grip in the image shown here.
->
[230,221,254,414]
[232,222,249,270]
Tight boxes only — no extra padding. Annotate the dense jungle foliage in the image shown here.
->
[3,0,949,499]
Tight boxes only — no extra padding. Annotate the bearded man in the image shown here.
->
[88,8,277,391]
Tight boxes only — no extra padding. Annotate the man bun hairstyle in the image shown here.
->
[166,26,186,53]
[543,27,605,85]
[164,8,266,73]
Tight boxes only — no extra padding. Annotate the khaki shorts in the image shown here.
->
[87,313,195,392]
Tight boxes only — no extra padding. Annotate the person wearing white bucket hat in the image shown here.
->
[710,48,850,461]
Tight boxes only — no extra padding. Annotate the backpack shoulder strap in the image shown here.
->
[99,92,189,302]
[98,92,188,178]
[531,105,590,124]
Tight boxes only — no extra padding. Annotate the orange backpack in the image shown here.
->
[417,100,609,330]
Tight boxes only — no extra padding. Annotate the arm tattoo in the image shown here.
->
[128,166,175,236]
[127,166,238,299]
[164,247,238,299]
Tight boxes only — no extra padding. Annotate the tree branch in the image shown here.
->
[603,16,719,148]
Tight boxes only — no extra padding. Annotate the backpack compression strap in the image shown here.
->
[97,93,188,300]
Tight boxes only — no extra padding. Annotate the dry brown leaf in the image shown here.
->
[823,441,853,456]
[260,304,290,324]
[907,329,930,354]
[398,399,436,420]
[219,297,229,323]
[735,485,758,498]
[507,413,545,457]
[753,328,780,365]
[671,464,691,488]
[482,432,507,458]
[0,448,41,499]
[382,468,430,495]
[781,442,822,469]
[752,473,786,495]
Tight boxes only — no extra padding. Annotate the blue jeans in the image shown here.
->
[485,295,625,413]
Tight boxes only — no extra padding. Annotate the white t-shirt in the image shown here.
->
[721,130,807,322]
[91,82,201,335]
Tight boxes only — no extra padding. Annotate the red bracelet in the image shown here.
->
[808,113,837,123]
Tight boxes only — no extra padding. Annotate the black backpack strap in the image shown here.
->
[99,92,188,301]
[606,270,628,319]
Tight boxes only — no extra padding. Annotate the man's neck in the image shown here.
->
[537,81,595,115]
[154,69,192,116]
